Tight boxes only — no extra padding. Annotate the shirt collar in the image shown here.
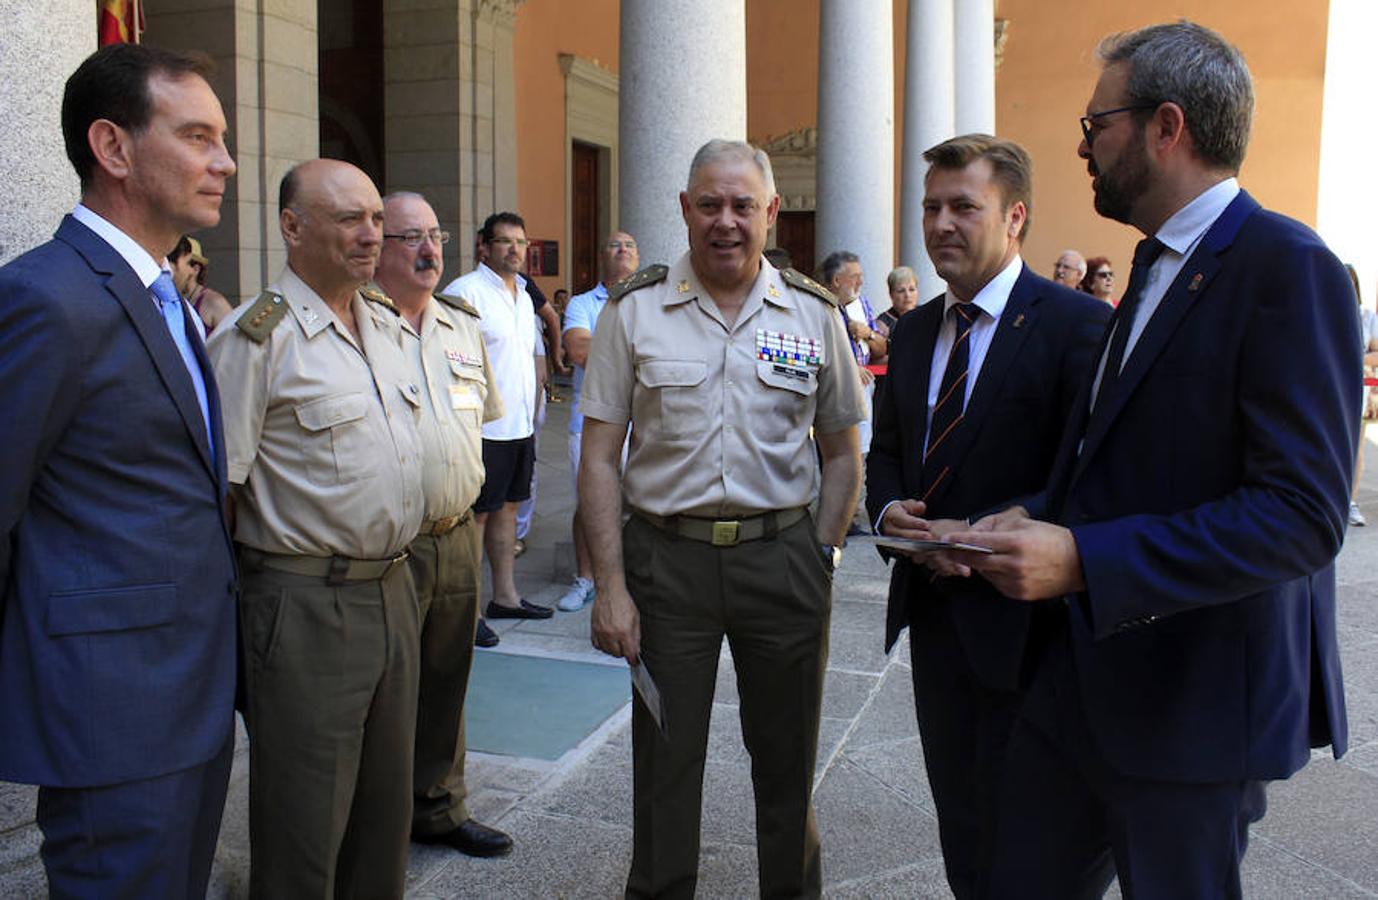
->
[943,254,1022,322]
[592,282,609,300]
[477,262,527,295]
[1154,177,1240,256]
[280,266,346,339]
[72,203,165,288]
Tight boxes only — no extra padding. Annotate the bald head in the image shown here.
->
[1053,249,1086,288]
[280,159,384,301]
[602,230,639,284]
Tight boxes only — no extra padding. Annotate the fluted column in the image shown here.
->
[953,0,996,135]
[0,2,90,265]
[817,0,895,296]
[899,0,955,301]
[619,0,746,267]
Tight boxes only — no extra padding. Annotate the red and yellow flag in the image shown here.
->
[98,0,144,46]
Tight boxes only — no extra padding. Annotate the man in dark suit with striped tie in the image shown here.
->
[865,134,1109,899]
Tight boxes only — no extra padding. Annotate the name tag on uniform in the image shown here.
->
[756,328,822,376]
[446,348,484,370]
[449,384,482,410]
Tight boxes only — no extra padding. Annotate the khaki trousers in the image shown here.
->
[408,515,483,835]
[238,552,419,900]
[623,513,831,900]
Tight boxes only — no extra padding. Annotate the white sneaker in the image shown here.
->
[557,576,595,611]
[1350,501,1367,527]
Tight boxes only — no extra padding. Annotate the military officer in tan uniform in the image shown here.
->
[206,159,425,899]
[581,139,866,899]
[373,191,513,858]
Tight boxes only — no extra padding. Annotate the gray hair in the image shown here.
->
[886,266,917,291]
[1097,20,1254,172]
[817,250,860,287]
[1058,249,1087,276]
[687,139,777,197]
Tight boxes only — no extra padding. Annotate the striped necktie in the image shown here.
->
[922,302,978,498]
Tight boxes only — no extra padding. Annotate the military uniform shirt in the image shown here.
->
[207,267,425,558]
[581,253,866,518]
[399,295,505,520]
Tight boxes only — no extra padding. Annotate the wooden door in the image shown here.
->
[774,210,816,278]
[571,141,600,293]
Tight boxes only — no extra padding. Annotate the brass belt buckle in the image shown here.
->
[711,520,740,547]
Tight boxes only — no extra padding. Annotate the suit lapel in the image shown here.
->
[903,296,944,458]
[1068,191,1259,490]
[58,217,217,480]
[922,268,1038,509]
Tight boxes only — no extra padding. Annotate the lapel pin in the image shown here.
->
[1012,313,1025,328]
[1188,273,1203,292]
[676,280,690,293]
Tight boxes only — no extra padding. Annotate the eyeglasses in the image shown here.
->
[383,229,450,248]
[1095,270,1115,279]
[606,240,637,250]
[488,237,530,248]
[1079,103,1159,146]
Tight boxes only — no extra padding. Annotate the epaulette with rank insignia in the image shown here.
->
[435,292,481,318]
[235,290,288,343]
[607,264,668,302]
[360,285,400,315]
[780,267,838,306]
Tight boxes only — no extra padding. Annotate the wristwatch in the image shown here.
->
[819,543,843,573]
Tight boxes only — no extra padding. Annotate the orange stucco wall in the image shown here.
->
[513,0,620,298]
[516,2,1329,294]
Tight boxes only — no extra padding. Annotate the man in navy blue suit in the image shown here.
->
[866,134,1109,899]
[943,22,1358,898]
[0,44,238,896]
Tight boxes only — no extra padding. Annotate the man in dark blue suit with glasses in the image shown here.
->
[0,44,238,897]
[947,21,1357,899]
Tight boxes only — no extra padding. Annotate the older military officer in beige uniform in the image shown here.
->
[373,191,514,859]
[206,160,425,900]
[582,139,866,899]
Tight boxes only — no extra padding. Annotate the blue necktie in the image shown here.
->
[151,271,215,458]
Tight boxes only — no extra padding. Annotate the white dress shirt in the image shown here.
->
[443,262,537,440]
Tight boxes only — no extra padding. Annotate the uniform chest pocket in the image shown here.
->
[294,391,379,486]
[754,361,818,442]
[637,359,707,440]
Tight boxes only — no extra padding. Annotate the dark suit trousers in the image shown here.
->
[907,596,1023,900]
[410,515,482,836]
[37,730,232,900]
[984,623,1267,900]
[623,514,830,900]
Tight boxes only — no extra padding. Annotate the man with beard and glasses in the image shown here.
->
[373,192,513,859]
[939,22,1357,899]
[208,159,426,898]
[443,212,554,622]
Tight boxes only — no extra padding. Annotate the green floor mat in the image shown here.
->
[465,651,631,761]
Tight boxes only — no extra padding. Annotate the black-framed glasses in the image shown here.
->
[383,228,450,248]
[488,237,530,249]
[1095,270,1115,279]
[1079,103,1159,146]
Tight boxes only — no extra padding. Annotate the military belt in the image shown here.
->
[419,510,472,537]
[241,548,410,585]
[633,506,807,547]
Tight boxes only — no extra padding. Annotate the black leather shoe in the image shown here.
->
[486,599,554,620]
[414,819,513,858]
[475,618,500,648]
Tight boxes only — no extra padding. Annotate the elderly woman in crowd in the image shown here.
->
[1078,255,1116,304]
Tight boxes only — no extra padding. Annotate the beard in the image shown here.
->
[1091,133,1152,225]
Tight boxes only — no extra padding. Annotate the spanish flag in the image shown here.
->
[98,0,144,46]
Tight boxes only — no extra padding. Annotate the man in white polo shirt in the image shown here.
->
[442,212,553,620]
[556,230,639,611]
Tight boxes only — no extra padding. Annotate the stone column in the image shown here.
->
[619,0,746,267]
[817,0,895,298]
[0,2,90,265]
[899,0,955,301]
[953,0,995,135]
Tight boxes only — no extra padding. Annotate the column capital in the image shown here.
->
[476,0,524,29]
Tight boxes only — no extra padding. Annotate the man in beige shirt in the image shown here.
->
[374,191,512,858]
[581,139,866,898]
[206,159,425,899]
